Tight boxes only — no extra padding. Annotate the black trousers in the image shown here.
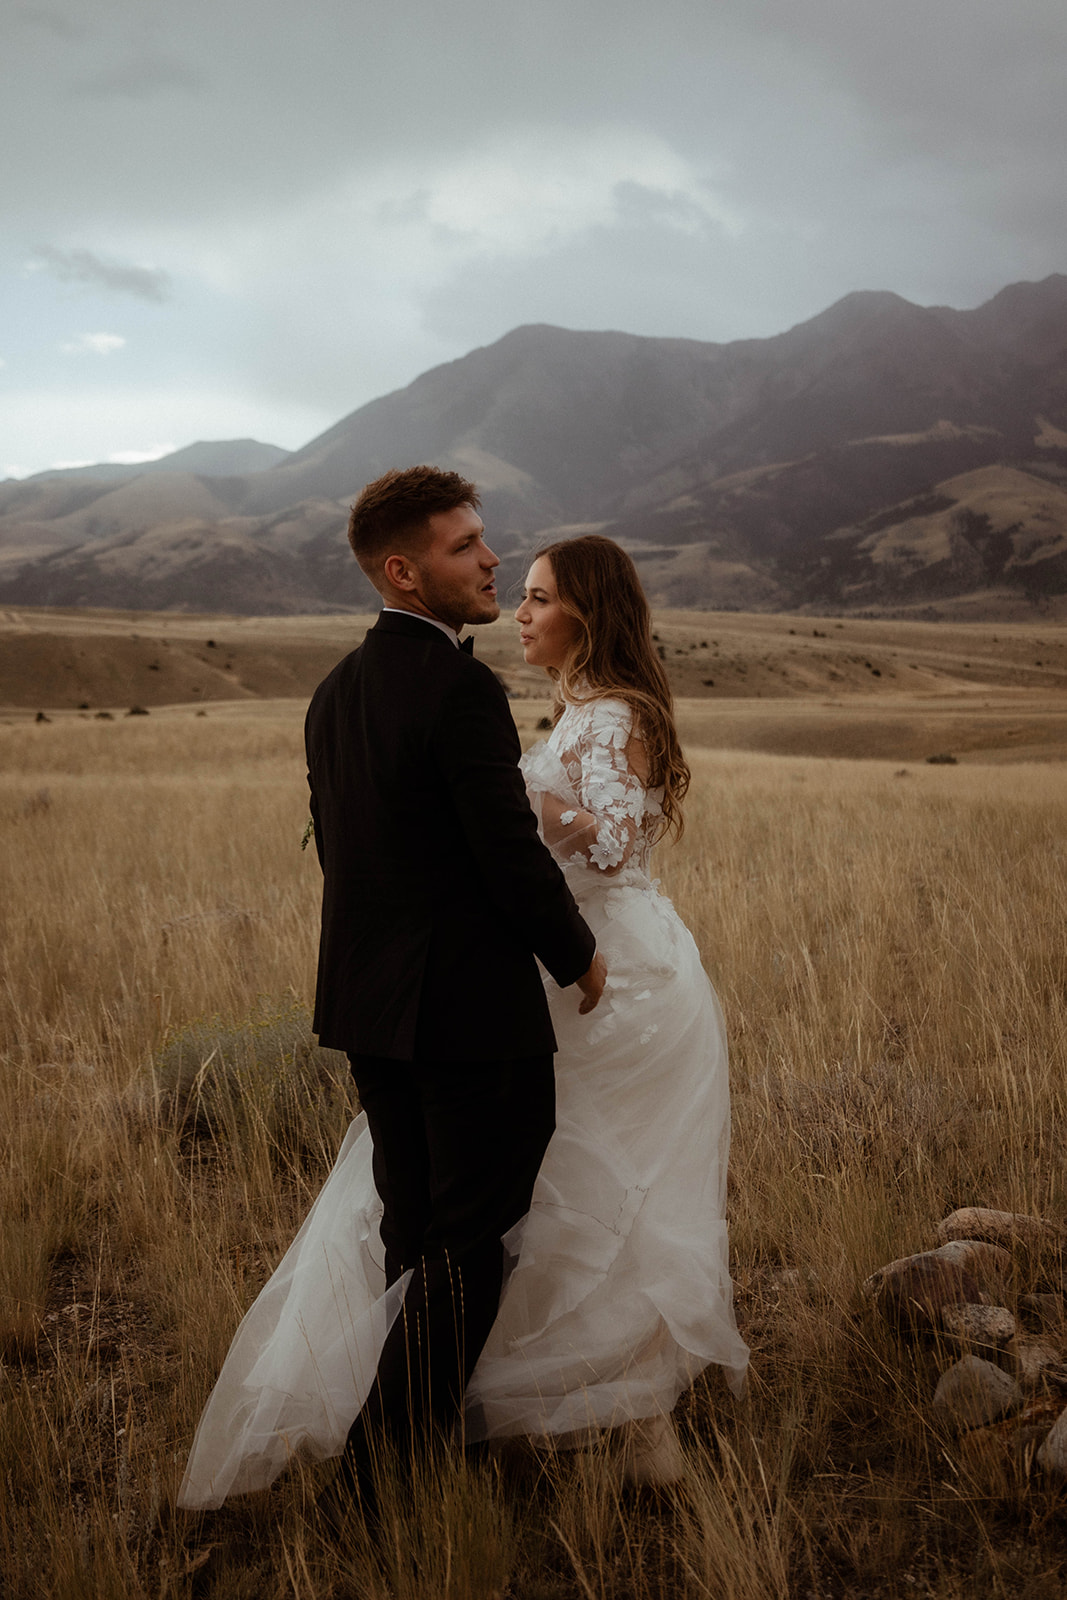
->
[336,1051,555,1497]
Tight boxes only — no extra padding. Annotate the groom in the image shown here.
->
[305,465,605,1523]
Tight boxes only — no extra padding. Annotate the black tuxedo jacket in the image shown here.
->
[305,611,595,1061]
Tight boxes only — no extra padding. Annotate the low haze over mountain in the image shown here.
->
[3,276,1066,617]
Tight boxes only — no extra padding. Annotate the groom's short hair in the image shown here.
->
[348,465,481,580]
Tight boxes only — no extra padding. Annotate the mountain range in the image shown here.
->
[3,275,1067,616]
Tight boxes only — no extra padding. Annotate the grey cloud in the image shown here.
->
[4,0,1056,252]
[32,246,172,303]
[14,4,85,37]
[71,50,203,99]
[375,192,433,229]
[612,183,730,237]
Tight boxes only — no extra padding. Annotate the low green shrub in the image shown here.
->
[150,1000,350,1167]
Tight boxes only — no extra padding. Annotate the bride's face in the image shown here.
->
[515,556,583,672]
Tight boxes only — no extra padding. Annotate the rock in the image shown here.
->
[1020,1293,1066,1332]
[957,1397,1065,1489]
[864,1253,984,1332]
[36,1059,95,1078]
[932,1356,1022,1431]
[926,752,958,764]
[1016,1396,1066,1443]
[929,1239,1013,1291]
[936,1208,1063,1251]
[769,1266,821,1293]
[940,1303,1015,1350]
[1037,1405,1067,1475]
[1009,1334,1063,1389]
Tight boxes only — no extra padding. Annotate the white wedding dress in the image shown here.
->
[178,696,748,1510]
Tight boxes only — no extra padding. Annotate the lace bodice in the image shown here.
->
[520,696,664,882]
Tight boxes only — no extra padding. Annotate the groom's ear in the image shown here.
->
[382,552,417,592]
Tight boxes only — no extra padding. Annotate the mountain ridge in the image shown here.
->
[11,438,291,486]
[3,275,1067,616]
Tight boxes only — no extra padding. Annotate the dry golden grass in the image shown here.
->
[1,696,1067,1596]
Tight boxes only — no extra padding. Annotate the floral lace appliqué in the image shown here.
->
[546,697,664,876]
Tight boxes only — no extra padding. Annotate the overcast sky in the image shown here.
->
[3,0,1066,477]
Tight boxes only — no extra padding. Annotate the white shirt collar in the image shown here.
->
[381,607,460,648]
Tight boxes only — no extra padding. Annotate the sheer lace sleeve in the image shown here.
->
[523,698,662,874]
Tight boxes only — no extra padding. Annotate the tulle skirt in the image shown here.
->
[178,872,748,1509]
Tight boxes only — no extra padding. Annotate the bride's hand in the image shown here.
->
[576,951,607,1013]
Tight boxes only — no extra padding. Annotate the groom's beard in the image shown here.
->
[410,574,500,631]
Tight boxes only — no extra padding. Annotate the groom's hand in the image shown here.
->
[576,951,607,1014]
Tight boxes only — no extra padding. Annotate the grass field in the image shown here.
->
[1,608,1066,1597]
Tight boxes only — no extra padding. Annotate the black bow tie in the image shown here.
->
[458,636,475,655]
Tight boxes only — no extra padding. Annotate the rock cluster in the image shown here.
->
[863,1206,1067,1478]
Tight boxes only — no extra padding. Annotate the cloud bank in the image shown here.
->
[2,0,1065,475]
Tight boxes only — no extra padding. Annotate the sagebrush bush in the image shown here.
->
[149,1000,350,1164]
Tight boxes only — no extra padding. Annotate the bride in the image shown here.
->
[178,534,747,1511]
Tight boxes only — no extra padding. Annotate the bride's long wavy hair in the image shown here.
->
[536,534,690,840]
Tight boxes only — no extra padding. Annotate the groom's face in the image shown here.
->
[407,503,501,629]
